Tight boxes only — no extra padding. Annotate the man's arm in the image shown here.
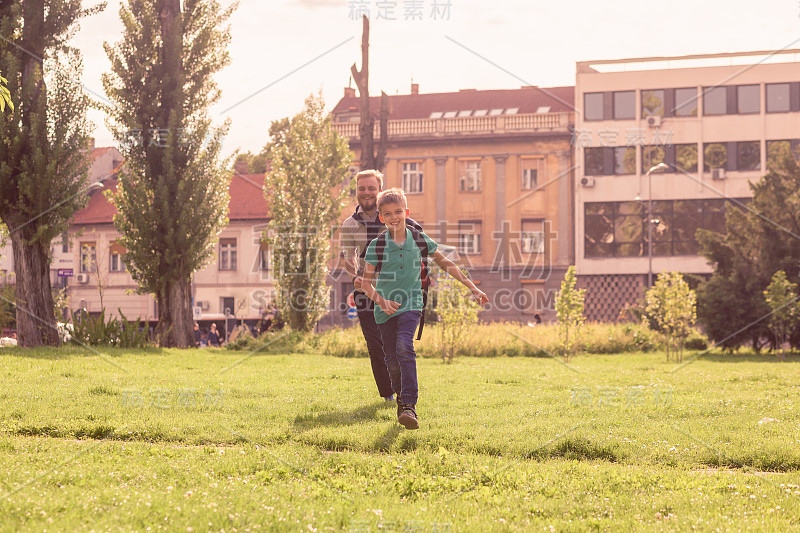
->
[339,223,360,283]
[431,250,489,306]
[362,263,401,316]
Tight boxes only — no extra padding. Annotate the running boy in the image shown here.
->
[362,188,489,429]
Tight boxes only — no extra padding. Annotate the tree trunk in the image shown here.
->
[155,277,193,348]
[10,230,59,347]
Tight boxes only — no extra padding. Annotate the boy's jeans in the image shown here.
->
[377,310,421,406]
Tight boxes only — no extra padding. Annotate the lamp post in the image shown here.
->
[642,162,668,287]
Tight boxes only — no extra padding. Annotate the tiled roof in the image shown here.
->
[331,86,575,119]
[72,173,270,225]
[92,147,113,160]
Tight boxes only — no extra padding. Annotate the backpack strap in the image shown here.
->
[408,227,430,340]
[374,230,388,274]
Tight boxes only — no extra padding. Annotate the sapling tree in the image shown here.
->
[763,270,798,361]
[435,270,480,363]
[645,271,697,362]
[555,265,585,362]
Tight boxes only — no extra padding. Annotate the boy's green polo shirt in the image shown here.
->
[364,228,437,325]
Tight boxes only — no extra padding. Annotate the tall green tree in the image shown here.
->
[103,0,235,347]
[0,70,12,112]
[763,270,798,360]
[265,93,353,332]
[697,145,800,351]
[0,0,102,346]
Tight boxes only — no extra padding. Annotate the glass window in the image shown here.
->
[674,87,698,117]
[259,245,270,272]
[675,144,698,173]
[521,158,543,190]
[766,83,791,113]
[109,252,126,273]
[459,160,481,191]
[642,90,664,118]
[520,220,544,254]
[673,200,703,254]
[584,204,614,258]
[703,143,728,171]
[737,141,760,171]
[703,200,726,234]
[584,148,605,176]
[642,145,666,173]
[219,238,237,271]
[402,162,423,193]
[613,91,635,120]
[614,147,636,175]
[737,84,760,114]
[703,86,727,115]
[80,243,97,273]
[584,92,604,121]
[61,232,69,253]
[457,222,481,254]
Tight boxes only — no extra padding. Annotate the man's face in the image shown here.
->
[378,202,409,230]
[356,176,380,212]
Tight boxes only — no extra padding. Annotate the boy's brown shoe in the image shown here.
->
[397,404,419,430]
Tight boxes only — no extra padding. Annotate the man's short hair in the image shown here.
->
[377,187,407,211]
[355,169,383,190]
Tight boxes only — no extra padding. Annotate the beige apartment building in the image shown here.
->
[574,49,800,321]
[60,159,273,332]
[328,84,575,325]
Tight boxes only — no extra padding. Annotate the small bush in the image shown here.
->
[70,309,150,348]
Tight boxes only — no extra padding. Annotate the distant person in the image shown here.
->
[340,169,425,404]
[193,322,202,347]
[534,313,542,325]
[207,323,220,347]
[361,188,488,430]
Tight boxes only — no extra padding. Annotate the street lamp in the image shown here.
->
[636,162,668,287]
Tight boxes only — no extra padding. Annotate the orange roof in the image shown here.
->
[332,86,575,119]
[92,147,113,160]
[72,173,270,226]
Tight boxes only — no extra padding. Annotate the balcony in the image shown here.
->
[333,112,572,139]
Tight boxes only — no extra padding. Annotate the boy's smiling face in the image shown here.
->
[378,201,409,231]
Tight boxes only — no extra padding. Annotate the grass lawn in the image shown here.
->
[1,344,799,531]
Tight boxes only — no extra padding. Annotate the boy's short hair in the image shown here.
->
[377,187,407,211]
[355,169,383,189]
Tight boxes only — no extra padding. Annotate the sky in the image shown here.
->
[71,0,800,158]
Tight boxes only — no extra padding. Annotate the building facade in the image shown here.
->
[329,84,575,325]
[574,49,800,321]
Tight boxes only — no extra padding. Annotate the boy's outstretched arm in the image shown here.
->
[362,263,402,316]
[431,250,489,307]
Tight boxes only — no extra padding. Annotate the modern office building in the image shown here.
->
[574,49,800,321]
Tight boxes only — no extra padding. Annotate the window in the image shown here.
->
[259,244,270,271]
[766,83,791,113]
[737,84,760,114]
[767,139,800,164]
[521,158,543,190]
[61,232,69,253]
[459,160,481,191]
[401,162,423,193]
[219,238,237,271]
[613,91,635,120]
[674,87,698,117]
[642,90,665,118]
[584,92,604,121]
[703,143,728,171]
[642,145,666,173]
[458,222,481,254]
[614,147,636,175]
[703,86,727,115]
[675,144,698,173]
[584,148,606,176]
[109,242,127,273]
[520,220,544,254]
[80,242,97,273]
[737,141,760,171]
[584,203,614,258]
[221,297,235,316]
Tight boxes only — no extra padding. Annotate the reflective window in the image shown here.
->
[642,90,664,118]
[703,143,728,171]
[675,144,698,173]
[642,145,666,173]
[584,93,604,121]
[674,87,698,116]
[703,86,727,115]
[766,83,791,113]
[737,141,760,171]
[737,85,760,114]
[614,147,636,175]
[584,148,605,176]
[613,91,635,120]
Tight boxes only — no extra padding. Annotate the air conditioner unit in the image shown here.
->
[711,168,726,180]
[77,273,89,284]
[646,115,662,128]
[580,176,596,188]
[199,300,210,310]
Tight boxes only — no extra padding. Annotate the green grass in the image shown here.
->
[1,345,799,531]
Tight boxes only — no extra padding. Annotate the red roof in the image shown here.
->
[332,86,575,119]
[72,173,269,225]
[92,147,113,160]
